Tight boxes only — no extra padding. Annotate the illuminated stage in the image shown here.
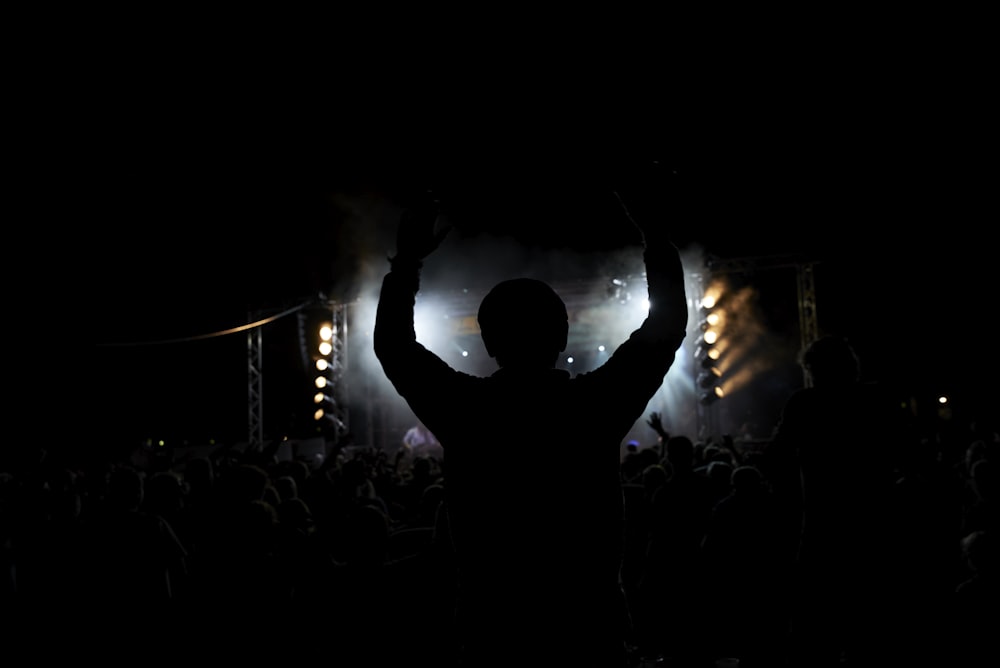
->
[327,257,812,454]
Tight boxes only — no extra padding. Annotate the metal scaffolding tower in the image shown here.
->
[247,325,264,450]
[796,262,819,387]
[326,300,350,438]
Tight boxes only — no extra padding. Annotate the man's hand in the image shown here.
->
[613,160,682,242]
[394,191,451,263]
[646,411,668,439]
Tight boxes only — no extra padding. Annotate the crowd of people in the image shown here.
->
[0,405,994,665]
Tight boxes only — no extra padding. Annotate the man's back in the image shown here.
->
[771,381,906,549]
[377,307,681,664]
[764,336,920,667]
[374,177,689,666]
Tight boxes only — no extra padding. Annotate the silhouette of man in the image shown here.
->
[374,171,689,667]
[763,334,920,668]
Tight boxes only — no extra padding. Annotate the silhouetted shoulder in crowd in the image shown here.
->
[78,465,189,626]
[374,165,690,667]
[951,528,998,665]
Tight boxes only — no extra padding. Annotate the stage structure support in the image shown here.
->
[796,262,818,387]
[326,299,350,439]
[247,325,264,451]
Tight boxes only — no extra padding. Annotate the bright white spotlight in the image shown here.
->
[413,299,455,353]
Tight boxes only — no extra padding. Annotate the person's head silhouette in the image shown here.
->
[477,277,569,369]
[801,335,860,387]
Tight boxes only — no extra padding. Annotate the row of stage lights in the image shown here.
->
[312,320,337,422]
[301,305,342,434]
[695,289,726,406]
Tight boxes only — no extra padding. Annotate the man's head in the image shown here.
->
[477,278,568,369]
[801,335,860,387]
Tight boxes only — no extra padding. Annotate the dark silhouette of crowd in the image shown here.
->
[0,437,459,662]
[30,172,996,665]
[2,399,995,665]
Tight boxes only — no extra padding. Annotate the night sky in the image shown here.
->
[82,41,995,457]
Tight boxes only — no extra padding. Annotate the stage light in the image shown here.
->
[313,393,337,419]
[312,404,342,425]
[313,386,340,424]
[609,277,631,304]
[694,337,719,376]
[314,411,346,431]
[699,386,724,405]
[695,342,716,360]
[699,312,721,330]
[698,367,722,389]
